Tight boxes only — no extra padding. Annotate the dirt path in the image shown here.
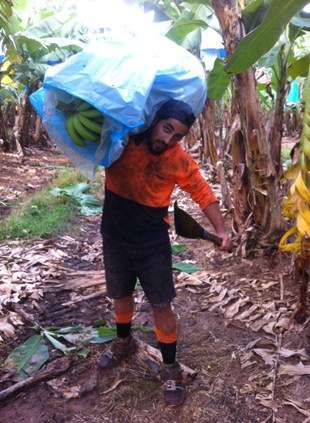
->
[0,149,309,423]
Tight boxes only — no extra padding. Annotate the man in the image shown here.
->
[99,99,232,406]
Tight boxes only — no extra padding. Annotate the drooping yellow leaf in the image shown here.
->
[296,213,310,237]
[283,160,301,180]
[279,228,302,252]
[295,172,310,204]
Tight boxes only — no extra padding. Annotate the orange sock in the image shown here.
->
[155,325,177,344]
[115,309,134,324]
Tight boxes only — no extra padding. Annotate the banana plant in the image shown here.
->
[4,2,86,150]
[0,0,20,61]
[136,0,215,52]
[279,65,310,320]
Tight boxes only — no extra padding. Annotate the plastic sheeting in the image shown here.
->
[30,36,207,179]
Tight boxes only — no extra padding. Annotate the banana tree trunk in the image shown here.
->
[231,130,250,230]
[34,114,42,143]
[11,113,23,157]
[202,99,219,165]
[0,102,8,150]
[268,50,288,180]
[211,0,285,236]
[19,91,32,148]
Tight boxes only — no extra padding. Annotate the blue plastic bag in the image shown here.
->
[30,36,207,179]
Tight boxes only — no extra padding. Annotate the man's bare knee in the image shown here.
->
[114,294,134,314]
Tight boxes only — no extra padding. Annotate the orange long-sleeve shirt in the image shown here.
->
[101,138,218,244]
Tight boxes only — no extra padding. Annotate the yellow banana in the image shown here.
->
[73,114,100,144]
[78,113,103,135]
[66,115,86,147]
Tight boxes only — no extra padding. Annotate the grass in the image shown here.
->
[0,167,104,241]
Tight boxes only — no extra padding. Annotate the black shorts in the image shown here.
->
[103,235,176,308]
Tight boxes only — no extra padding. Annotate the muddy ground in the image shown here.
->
[0,146,309,423]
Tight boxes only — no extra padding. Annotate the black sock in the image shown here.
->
[159,341,177,364]
[116,322,131,338]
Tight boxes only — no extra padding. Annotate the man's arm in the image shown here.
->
[202,202,232,251]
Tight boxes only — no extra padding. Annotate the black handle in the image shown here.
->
[201,228,222,247]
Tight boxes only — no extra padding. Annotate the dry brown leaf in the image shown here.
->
[248,312,264,322]
[240,351,253,364]
[0,264,9,276]
[250,319,272,332]
[209,282,224,294]
[175,272,203,288]
[242,338,262,352]
[261,321,277,334]
[264,301,277,312]
[275,316,290,330]
[209,296,237,311]
[255,393,278,412]
[283,398,310,417]
[236,304,258,320]
[240,384,254,394]
[0,316,17,338]
[259,281,278,290]
[278,362,310,376]
[208,288,228,303]
[253,349,276,366]
[241,360,257,369]
[8,312,24,327]
[225,298,250,319]
[100,378,125,395]
[278,347,309,360]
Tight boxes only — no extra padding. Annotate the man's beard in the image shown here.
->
[146,133,167,155]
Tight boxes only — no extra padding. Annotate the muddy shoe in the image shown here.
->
[159,362,185,407]
[98,335,136,370]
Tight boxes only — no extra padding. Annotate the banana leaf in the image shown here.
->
[171,244,187,254]
[241,0,270,33]
[3,335,49,381]
[44,332,77,355]
[288,54,310,79]
[166,17,209,44]
[172,262,202,273]
[225,0,310,75]
[26,12,77,39]
[180,27,202,50]
[207,58,231,100]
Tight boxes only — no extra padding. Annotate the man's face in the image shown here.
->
[147,117,189,155]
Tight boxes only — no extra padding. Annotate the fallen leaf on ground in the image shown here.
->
[283,397,310,417]
[253,349,276,366]
[255,393,278,412]
[278,362,310,376]
[100,378,125,395]
[278,347,309,360]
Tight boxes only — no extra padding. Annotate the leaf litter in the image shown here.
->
[0,180,310,421]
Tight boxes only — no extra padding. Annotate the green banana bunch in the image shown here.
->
[66,99,104,147]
